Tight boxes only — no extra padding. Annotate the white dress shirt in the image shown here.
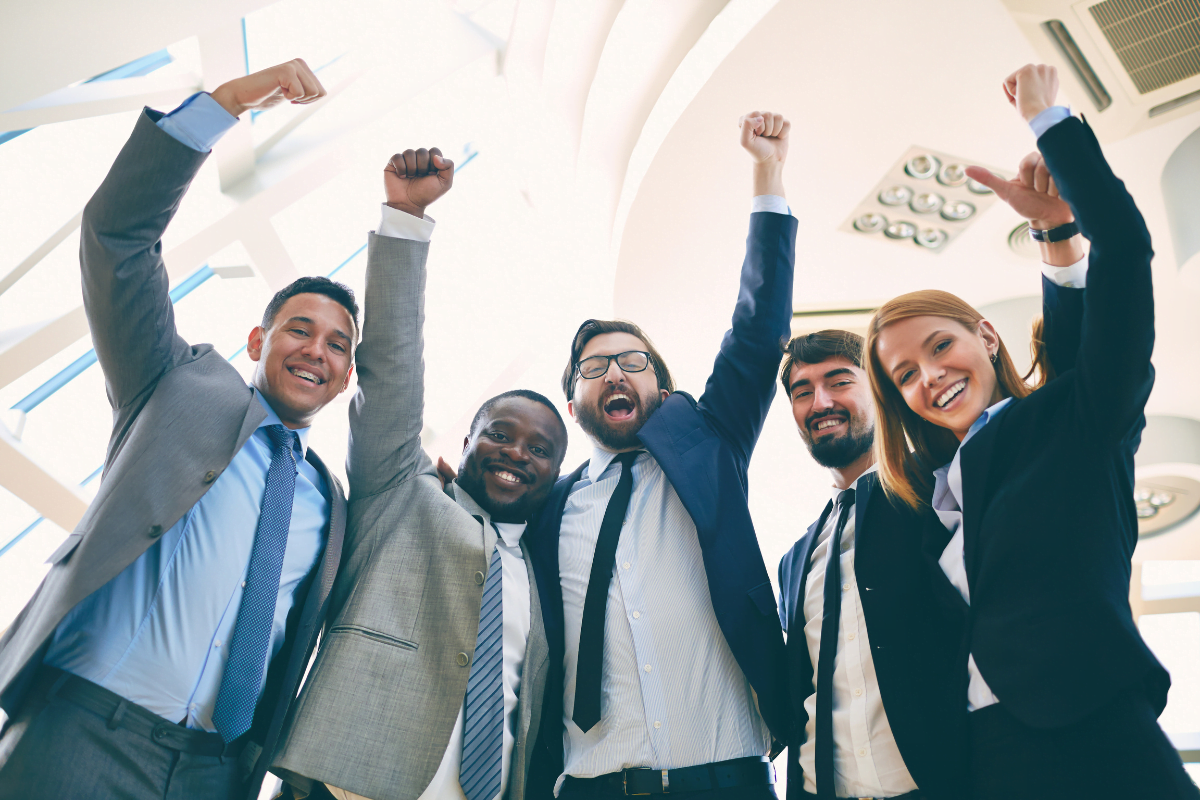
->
[797,465,919,798]
[557,448,772,794]
[330,217,530,800]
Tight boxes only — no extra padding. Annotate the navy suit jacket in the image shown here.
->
[950,117,1168,728]
[777,273,1086,800]
[526,210,797,796]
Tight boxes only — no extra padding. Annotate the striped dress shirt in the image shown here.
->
[557,448,771,793]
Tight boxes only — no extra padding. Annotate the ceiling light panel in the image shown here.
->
[839,145,1007,254]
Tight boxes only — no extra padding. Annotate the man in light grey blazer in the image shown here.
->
[270,148,567,800]
[0,60,352,800]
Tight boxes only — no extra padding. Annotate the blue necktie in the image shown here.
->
[213,424,299,742]
[460,540,504,800]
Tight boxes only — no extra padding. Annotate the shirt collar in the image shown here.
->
[960,396,1013,450]
[493,521,528,548]
[829,463,878,504]
[252,388,311,459]
[588,445,645,481]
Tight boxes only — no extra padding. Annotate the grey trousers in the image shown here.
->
[0,671,247,800]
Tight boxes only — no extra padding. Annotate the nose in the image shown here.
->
[922,361,944,388]
[812,385,836,412]
[603,358,625,385]
[499,439,529,464]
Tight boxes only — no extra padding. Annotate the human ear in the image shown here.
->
[247,326,266,362]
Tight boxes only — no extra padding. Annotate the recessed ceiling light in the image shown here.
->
[854,213,888,233]
[967,177,994,195]
[905,154,939,180]
[914,227,948,249]
[910,192,944,214]
[941,200,975,221]
[878,185,913,206]
[938,162,968,186]
[884,220,916,239]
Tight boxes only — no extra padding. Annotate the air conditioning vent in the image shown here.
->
[1088,0,1200,95]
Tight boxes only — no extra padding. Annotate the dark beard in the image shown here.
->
[806,424,874,469]
[574,388,664,451]
[454,464,539,523]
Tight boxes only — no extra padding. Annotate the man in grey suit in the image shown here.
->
[270,148,567,800]
[0,60,352,800]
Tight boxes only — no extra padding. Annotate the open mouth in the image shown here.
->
[487,464,529,486]
[935,378,967,410]
[288,365,325,385]
[603,392,636,421]
[809,415,847,435]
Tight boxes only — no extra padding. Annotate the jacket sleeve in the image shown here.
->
[80,109,205,410]
[1041,274,1085,378]
[696,211,798,464]
[1037,117,1155,444]
[346,232,434,499]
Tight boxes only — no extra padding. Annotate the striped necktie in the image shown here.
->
[212,424,298,742]
[461,540,504,800]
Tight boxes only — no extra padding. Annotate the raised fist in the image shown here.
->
[384,148,454,218]
[210,59,326,118]
[966,152,1074,231]
[739,111,790,165]
[1003,64,1059,123]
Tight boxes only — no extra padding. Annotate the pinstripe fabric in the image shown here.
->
[460,544,504,800]
[557,449,771,787]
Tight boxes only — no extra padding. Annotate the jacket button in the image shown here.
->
[457,652,469,666]
[152,724,168,740]
[148,524,163,538]
[203,470,217,484]
[475,571,485,585]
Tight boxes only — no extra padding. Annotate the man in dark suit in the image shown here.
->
[526,110,796,799]
[776,154,1090,798]
[0,59,350,800]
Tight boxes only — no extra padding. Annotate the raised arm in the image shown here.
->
[346,148,453,499]
[82,59,326,410]
[697,111,798,463]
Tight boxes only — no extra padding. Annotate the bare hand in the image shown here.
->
[384,148,454,218]
[436,457,458,489]
[966,153,1074,231]
[210,59,326,118]
[739,111,790,165]
[1003,64,1059,123]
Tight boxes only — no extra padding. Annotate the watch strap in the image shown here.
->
[1029,221,1080,243]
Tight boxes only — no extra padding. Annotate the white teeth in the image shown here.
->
[495,470,519,484]
[815,419,844,431]
[936,380,967,408]
[290,367,322,384]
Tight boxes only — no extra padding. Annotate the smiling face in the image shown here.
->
[568,331,669,452]
[247,293,356,429]
[456,396,567,523]
[873,314,1004,440]
[788,356,875,468]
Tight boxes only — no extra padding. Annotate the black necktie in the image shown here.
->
[815,487,855,799]
[573,450,640,732]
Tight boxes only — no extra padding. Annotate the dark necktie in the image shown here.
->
[212,424,299,742]
[573,450,640,732]
[815,487,855,799]
[460,539,504,800]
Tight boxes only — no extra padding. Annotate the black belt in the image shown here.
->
[563,755,775,795]
[35,667,249,758]
[799,791,925,800]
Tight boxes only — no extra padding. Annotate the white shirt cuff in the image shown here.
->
[1042,254,1087,288]
[376,203,436,242]
[1030,105,1072,139]
[155,92,239,152]
[752,194,791,217]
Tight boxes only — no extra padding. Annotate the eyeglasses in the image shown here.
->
[574,350,652,380]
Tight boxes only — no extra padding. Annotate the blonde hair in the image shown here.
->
[865,290,1049,509]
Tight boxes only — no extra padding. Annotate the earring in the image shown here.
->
[990,351,998,364]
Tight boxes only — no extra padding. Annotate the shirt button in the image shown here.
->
[644,664,652,673]
[457,652,469,666]
[632,611,641,619]
[654,721,662,729]
[854,688,863,697]
[242,581,247,588]
[842,582,850,591]
[623,562,631,570]
[475,571,486,585]
[842,542,850,552]
[148,524,163,539]
[203,470,217,484]
[847,633,855,641]
[214,640,221,648]
[858,748,866,757]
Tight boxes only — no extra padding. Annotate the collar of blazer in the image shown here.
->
[449,480,501,557]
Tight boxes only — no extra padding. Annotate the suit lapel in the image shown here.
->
[853,473,876,552]
[959,400,1015,586]
[452,482,499,557]
[792,501,833,631]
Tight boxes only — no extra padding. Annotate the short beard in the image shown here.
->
[805,422,874,469]
[574,388,664,451]
[455,460,539,523]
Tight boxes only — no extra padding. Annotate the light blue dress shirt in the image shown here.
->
[155,91,239,152]
[45,384,330,731]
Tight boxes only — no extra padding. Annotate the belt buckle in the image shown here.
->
[621,768,657,796]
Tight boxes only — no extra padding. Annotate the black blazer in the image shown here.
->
[525,210,798,796]
[776,274,1085,800]
[950,117,1167,729]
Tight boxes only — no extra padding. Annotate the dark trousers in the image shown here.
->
[560,786,776,800]
[969,688,1199,800]
[0,670,246,800]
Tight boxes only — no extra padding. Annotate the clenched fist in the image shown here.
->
[739,111,790,166]
[1003,64,1059,123]
[210,59,326,118]
[384,148,454,219]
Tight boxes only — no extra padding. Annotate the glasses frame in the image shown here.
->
[574,350,653,381]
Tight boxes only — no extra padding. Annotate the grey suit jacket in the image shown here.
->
[270,233,550,800]
[0,111,347,800]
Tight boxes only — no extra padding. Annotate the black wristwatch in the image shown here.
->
[1028,221,1080,243]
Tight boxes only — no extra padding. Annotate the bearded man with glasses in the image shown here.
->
[524,110,797,800]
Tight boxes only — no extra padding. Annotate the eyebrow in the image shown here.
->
[285,316,353,343]
[789,367,855,394]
